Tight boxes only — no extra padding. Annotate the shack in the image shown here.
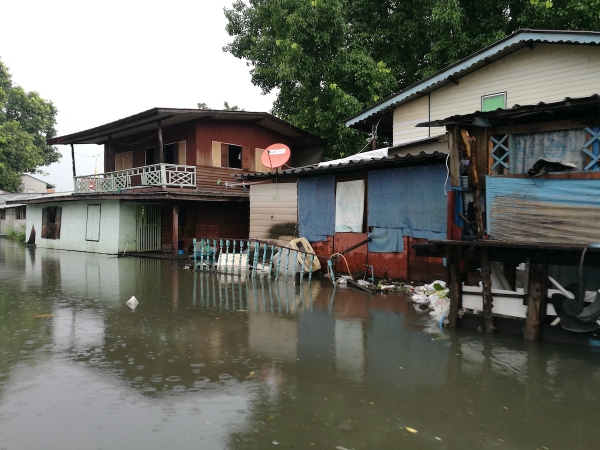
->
[240,140,450,282]
[416,94,600,343]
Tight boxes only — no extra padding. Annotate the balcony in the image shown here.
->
[74,164,196,194]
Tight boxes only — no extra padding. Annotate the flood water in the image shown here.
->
[1,240,600,449]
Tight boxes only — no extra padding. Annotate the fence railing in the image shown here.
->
[192,238,320,282]
[74,164,196,193]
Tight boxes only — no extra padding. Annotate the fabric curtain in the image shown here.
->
[367,164,447,253]
[514,129,587,174]
[298,176,335,242]
[335,180,364,232]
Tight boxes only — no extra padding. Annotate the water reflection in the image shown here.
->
[1,239,600,449]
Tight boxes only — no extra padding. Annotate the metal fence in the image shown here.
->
[192,238,318,282]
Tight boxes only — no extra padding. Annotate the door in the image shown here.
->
[136,204,161,251]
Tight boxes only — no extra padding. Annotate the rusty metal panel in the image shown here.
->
[368,246,409,280]
[334,233,369,275]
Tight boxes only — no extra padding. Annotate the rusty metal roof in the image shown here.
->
[239,150,448,179]
[346,29,600,134]
[47,108,324,148]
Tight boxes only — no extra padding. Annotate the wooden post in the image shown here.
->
[447,245,462,328]
[70,144,76,177]
[539,255,549,322]
[172,205,179,259]
[461,129,495,333]
[158,121,164,163]
[107,134,113,172]
[524,275,542,340]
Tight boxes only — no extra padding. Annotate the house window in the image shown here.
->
[489,127,600,175]
[85,204,101,241]
[0,209,5,220]
[164,141,186,165]
[41,206,62,240]
[211,141,250,170]
[481,92,506,112]
[15,207,26,220]
[145,147,155,165]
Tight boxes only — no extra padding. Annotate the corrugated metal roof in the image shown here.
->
[346,29,600,129]
[47,108,324,147]
[240,151,448,179]
[10,188,249,205]
[417,94,600,127]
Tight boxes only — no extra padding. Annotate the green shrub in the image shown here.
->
[4,224,26,242]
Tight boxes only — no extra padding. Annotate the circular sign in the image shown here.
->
[261,143,291,169]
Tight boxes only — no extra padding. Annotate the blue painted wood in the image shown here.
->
[491,135,510,170]
[308,255,315,282]
[583,127,600,171]
[225,240,231,274]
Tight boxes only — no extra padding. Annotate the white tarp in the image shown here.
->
[318,148,388,168]
[335,180,364,232]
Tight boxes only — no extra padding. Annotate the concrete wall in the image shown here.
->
[27,200,137,254]
[394,43,600,145]
[0,208,26,234]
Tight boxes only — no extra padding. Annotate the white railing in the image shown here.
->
[73,164,196,194]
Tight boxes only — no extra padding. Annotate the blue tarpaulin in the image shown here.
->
[298,176,335,242]
[368,165,447,252]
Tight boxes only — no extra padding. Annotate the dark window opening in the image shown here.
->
[0,209,5,220]
[164,143,176,164]
[42,206,62,240]
[15,207,26,220]
[145,147,155,165]
[228,145,242,169]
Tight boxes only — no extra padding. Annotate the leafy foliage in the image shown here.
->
[197,101,245,111]
[0,59,60,192]
[224,0,600,159]
[4,224,26,242]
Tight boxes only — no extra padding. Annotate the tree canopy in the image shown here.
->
[224,0,600,159]
[0,59,59,192]
[197,101,244,111]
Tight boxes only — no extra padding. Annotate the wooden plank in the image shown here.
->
[172,206,179,258]
[211,141,221,167]
[448,126,460,187]
[242,146,251,170]
[221,142,229,168]
[523,279,541,340]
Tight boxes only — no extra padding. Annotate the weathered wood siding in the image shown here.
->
[249,182,298,246]
[392,95,431,145]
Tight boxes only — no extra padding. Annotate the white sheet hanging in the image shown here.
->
[335,180,365,232]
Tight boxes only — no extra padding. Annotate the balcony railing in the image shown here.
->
[74,164,196,194]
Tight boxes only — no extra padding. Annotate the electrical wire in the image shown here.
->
[329,252,353,279]
[444,153,450,195]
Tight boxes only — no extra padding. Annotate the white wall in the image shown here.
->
[27,200,136,254]
[394,43,600,144]
[0,208,26,235]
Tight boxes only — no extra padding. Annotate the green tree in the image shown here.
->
[223,101,244,111]
[0,59,59,192]
[224,0,600,159]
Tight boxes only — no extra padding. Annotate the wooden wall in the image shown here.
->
[160,201,250,252]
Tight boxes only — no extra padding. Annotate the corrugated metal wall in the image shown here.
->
[249,182,298,246]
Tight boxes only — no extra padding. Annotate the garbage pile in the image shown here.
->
[409,280,450,327]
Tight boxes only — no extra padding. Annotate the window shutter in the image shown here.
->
[221,143,229,167]
[55,207,62,239]
[41,208,48,238]
[242,146,251,170]
[211,141,222,167]
[178,141,186,165]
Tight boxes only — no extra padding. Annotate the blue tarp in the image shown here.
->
[298,176,335,242]
[368,165,447,252]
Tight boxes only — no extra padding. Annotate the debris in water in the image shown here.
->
[405,427,418,434]
[126,296,139,310]
[410,280,450,327]
[33,314,53,318]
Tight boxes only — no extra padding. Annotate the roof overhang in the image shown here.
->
[48,108,324,148]
[346,29,600,134]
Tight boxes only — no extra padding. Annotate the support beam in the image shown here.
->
[447,246,462,328]
[524,277,542,340]
[479,246,496,333]
[70,144,76,177]
[172,205,179,259]
[158,121,164,163]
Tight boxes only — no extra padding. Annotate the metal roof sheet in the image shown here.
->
[239,151,448,179]
[346,29,600,129]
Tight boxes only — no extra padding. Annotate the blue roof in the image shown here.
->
[346,29,600,128]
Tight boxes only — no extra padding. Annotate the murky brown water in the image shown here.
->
[1,239,600,449]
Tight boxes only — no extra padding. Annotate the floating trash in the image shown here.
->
[126,296,139,310]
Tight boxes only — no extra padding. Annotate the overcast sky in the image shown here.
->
[2,0,275,191]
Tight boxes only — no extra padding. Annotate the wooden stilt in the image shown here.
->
[479,247,495,333]
[447,246,462,328]
[172,205,179,259]
[524,277,542,340]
